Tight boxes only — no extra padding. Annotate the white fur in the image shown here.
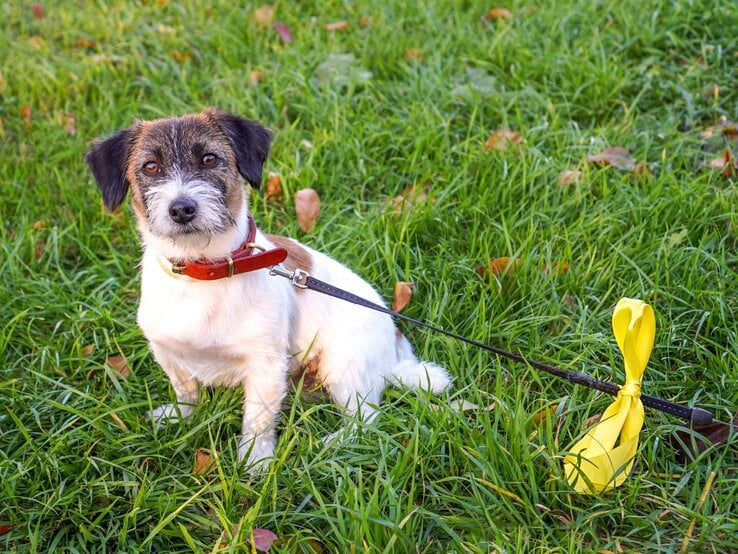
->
[138,200,452,472]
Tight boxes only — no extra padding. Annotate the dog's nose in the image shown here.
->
[168,198,198,224]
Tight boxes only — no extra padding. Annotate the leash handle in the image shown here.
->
[269,266,715,426]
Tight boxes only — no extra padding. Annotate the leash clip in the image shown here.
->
[269,265,309,289]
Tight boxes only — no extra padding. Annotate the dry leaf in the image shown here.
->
[708,148,737,177]
[669,411,737,464]
[542,261,570,275]
[391,182,429,214]
[391,282,414,312]
[34,241,44,261]
[193,448,214,475]
[583,412,602,428]
[73,38,96,49]
[20,105,32,128]
[483,7,513,21]
[106,355,130,379]
[404,48,423,62]
[254,4,275,27]
[533,404,559,425]
[558,170,582,186]
[324,20,349,32]
[249,528,279,552]
[359,15,376,27]
[585,147,636,170]
[249,69,265,86]
[295,188,321,232]
[484,129,524,152]
[475,257,519,280]
[0,524,14,537]
[265,174,282,202]
[272,22,293,43]
[32,220,46,230]
[170,50,191,62]
[32,3,44,19]
[81,344,96,357]
[63,113,77,135]
[630,161,651,180]
[700,116,738,141]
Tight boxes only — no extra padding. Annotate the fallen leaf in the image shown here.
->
[391,282,414,312]
[105,355,130,379]
[193,448,214,475]
[558,169,583,186]
[475,257,519,280]
[391,182,429,214]
[73,38,96,49]
[669,411,737,464]
[32,220,46,230]
[708,147,737,177]
[265,174,282,202]
[81,344,96,357]
[484,129,524,152]
[542,261,570,274]
[582,412,602,429]
[272,22,293,43]
[404,48,423,62]
[170,50,191,62]
[0,524,14,537]
[34,241,44,261]
[250,528,279,552]
[700,116,738,141]
[630,161,651,180]
[359,15,376,27]
[585,147,636,170]
[249,69,265,86]
[63,113,77,135]
[533,404,559,425]
[254,4,275,28]
[32,3,44,19]
[20,105,32,129]
[324,20,349,32]
[483,7,513,21]
[295,188,321,232]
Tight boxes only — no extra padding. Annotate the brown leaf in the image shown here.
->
[585,147,636,170]
[542,261,570,274]
[533,404,559,425]
[484,129,524,152]
[324,20,349,32]
[708,148,737,177]
[557,170,582,187]
[249,69,265,86]
[359,15,376,27]
[475,257,519,281]
[630,161,652,180]
[32,3,44,19]
[63,113,77,135]
[73,38,96,49]
[391,282,414,312]
[20,105,32,129]
[193,448,215,475]
[295,188,321,232]
[254,4,275,28]
[81,344,96,357]
[265,174,283,202]
[272,22,293,43]
[483,7,513,21]
[170,50,191,62]
[106,355,130,379]
[250,528,279,552]
[391,182,429,215]
[32,220,46,230]
[404,48,423,62]
[0,524,14,537]
[669,411,737,464]
[34,241,44,261]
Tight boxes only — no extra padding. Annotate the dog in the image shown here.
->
[86,108,452,470]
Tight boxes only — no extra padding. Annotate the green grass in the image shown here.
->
[2,0,737,551]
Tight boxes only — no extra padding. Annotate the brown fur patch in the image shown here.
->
[267,235,314,274]
[289,351,326,401]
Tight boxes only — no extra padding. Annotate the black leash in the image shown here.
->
[269,265,717,426]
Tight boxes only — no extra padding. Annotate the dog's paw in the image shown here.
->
[147,403,194,427]
[238,435,275,474]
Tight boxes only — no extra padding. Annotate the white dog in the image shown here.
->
[87,108,452,470]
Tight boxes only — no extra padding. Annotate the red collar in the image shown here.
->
[164,214,288,281]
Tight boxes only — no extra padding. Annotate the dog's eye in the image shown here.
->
[202,154,217,168]
[143,161,160,174]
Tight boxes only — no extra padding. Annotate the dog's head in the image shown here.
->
[87,108,271,257]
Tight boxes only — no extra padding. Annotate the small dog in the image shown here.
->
[87,108,451,470]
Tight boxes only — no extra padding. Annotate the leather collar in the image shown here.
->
[162,214,288,281]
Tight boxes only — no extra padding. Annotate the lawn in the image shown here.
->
[1,0,737,551]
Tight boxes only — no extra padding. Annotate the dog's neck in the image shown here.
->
[140,198,254,262]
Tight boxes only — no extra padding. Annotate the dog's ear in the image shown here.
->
[213,111,272,189]
[86,128,134,211]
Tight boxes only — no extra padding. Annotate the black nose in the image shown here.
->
[168,198,197,224]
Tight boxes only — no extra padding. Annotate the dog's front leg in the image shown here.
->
[147,344,200,426]
[238,358,288,472]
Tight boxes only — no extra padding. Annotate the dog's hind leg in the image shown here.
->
[147,344,200,426]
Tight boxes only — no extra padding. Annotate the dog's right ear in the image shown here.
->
[86,128,134,211]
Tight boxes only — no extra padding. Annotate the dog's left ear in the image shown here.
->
[212,111,272,189]
[86,127,135,211]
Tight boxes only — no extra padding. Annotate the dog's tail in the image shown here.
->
[390,333,452,395]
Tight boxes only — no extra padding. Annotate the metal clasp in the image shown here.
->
[269,265,309,289]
